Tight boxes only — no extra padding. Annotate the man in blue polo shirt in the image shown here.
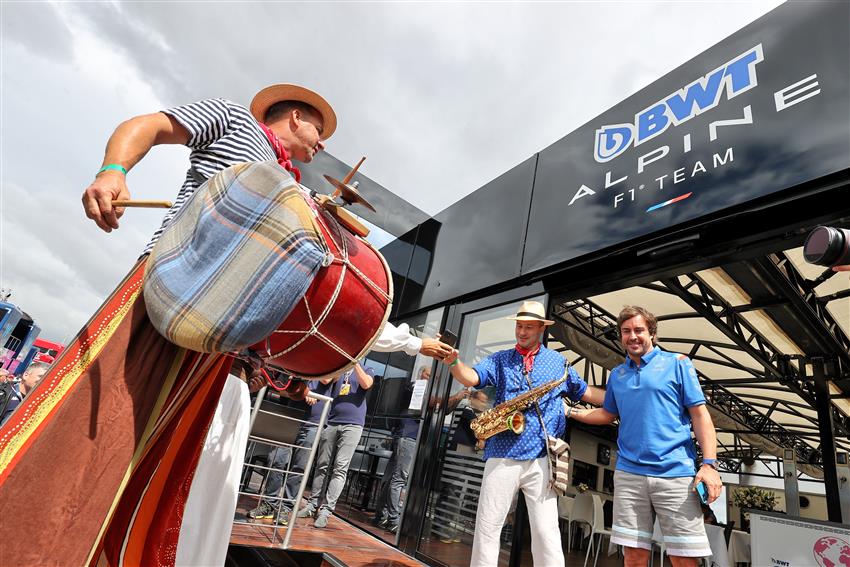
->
[570,305,722,567]
[441,300,605,567]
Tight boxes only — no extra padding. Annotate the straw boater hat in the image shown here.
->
[250,83,337,140]
[507,301,554,326]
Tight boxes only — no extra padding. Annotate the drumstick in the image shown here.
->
[342,156,366,186]
[333,156,367,200]
[111,200,173,208]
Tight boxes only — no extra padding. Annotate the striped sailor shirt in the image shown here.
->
[142,98,275,254]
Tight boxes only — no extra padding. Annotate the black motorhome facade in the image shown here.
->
[382,2,848,313]
[302,2,849,565]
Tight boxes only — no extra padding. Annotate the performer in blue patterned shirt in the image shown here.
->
[442,300,605,567]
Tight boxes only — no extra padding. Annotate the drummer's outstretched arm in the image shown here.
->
[372,322,421,355]
[82,112,190,232]
[418,338,453,359]
[372,322,452,359]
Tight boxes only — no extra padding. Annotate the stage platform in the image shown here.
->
[229,514,425,567]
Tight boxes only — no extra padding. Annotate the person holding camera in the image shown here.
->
[246,378,334,526]
[803,226,850,271]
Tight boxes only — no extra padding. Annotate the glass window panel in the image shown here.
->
[334,306,445,546]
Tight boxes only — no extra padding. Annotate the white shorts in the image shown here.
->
[610,470,711,557]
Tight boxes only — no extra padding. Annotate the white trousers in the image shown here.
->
[471,457,564,567]
[176,374,251,567]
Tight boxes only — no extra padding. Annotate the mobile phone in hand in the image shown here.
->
[696,481,709,505]
[441,329,458,348]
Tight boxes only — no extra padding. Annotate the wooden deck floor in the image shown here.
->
[230,515,425,567]
[230,517,636,567]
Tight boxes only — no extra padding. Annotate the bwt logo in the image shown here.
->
[594,44,764,163]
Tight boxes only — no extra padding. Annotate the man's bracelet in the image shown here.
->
[449,359,459,367]
[98,164,127,176]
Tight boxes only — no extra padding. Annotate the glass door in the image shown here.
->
[333,307,445,545]
[414,292,545,567]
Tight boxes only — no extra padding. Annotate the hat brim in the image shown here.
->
[507,315,554,326]
[250,84,337,140]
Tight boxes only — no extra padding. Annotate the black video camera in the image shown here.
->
[803,226,850,268]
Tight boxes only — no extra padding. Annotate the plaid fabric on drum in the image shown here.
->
[144,161,327,353]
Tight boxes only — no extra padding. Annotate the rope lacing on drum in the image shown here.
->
[321,209,391,304]
[262,201,391,367]
[323,207,390,303]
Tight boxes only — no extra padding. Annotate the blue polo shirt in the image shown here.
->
[473,346,587,461]
[602,346,705,477]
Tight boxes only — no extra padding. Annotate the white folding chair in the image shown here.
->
[557,495,575,550]
[584,494,612,567]
[570,492,595,552]
[649,517,667,567]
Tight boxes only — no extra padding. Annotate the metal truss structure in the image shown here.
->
[548,251,850,487]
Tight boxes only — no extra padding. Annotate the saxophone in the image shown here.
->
[470,374,566,441]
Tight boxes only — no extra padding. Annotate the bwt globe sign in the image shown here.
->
[812,536,850,567]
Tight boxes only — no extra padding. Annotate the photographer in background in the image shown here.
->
[0,371,18,426]
[1,362,49,425]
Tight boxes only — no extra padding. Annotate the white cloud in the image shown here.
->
[1,3,188,341]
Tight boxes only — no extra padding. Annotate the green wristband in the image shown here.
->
[98,164,127,175]
[449,359,459,367]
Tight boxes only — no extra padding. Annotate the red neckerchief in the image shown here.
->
[258,122,302,182]
[515,343,541,375]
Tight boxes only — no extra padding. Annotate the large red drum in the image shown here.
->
[250,200,393,379]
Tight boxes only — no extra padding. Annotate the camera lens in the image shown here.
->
[803,226,850,267]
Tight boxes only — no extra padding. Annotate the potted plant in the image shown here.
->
[732,486,778,531]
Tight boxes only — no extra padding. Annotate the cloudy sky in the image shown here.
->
[0,1,784,343]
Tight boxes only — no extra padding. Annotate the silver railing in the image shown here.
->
[233,386,333,548]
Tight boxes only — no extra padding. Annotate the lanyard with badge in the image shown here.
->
[339,371,352,396]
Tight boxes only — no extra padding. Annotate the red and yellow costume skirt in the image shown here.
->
[0,260,231,566]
